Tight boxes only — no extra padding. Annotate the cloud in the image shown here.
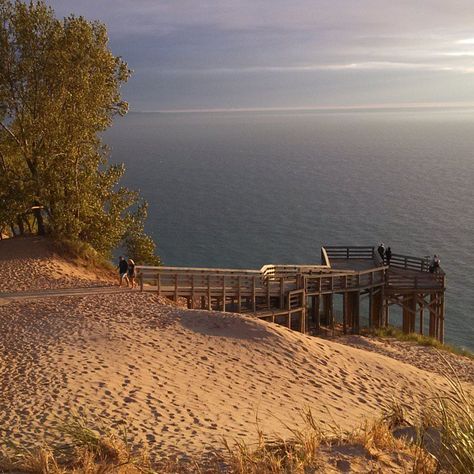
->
[44,0,474,109]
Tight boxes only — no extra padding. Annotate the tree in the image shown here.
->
[0,0,160,262]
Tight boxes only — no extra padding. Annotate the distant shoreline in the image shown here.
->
[132,102,474,115]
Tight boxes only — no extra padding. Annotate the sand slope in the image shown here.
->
[0,292,455,461]
[0,237,113,292]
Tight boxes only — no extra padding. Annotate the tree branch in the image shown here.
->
[0,120,21,146]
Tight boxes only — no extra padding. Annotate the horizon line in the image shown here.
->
[134,102,474,114]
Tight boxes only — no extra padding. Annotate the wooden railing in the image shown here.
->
[389,253,437,273]
[305,267,386,294]
[136,264,387,298]
[386,269,445,290]
[260,264,331,280]
[323,246,375,260]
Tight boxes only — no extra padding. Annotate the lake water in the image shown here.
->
[105,110,474,351]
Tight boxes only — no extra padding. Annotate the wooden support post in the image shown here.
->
[322,294,333,327]
[191,275,195,308]
[207,275,212,310]
[237,276,242,313]
[139,272,143,292]
[252,276,257,313]
[419,295,424,335]
[352,292,360,334]
[439,294,445,343]
[156,273,161,295]
[402,295,416,334]
[280,277,285,309]
[174,274,178,301]
[342,292,348,334]
[368,288,373,328]
[222,276,226,312]
[429,293,437,338]
[383,292,390,327]
[315,295,320,333]
[370,289,383,328]
[266,279,271,310]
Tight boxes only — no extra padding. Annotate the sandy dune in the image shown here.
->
[339,334,474,385]
[0,292,456,462]
[0,237,113,292]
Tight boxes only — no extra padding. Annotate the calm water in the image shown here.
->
[105,110,474,350]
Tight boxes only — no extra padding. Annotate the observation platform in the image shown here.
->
[137,246,446,342]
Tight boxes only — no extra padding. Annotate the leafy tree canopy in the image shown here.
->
[0,0,160,265]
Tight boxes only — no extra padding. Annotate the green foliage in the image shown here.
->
[124,202,161,265]
[0,0,159,262]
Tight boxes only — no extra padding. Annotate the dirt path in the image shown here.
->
[0,286,136,303]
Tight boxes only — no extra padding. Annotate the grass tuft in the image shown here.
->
[366,326,474,360]
[51,238,115,272]
[0,373,472,473]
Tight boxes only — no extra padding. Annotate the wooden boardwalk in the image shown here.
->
[137,246,446,341]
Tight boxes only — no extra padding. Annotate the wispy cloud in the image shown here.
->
[146,101,474,114]
[45,0,474,110]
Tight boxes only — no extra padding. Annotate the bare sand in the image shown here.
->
[2,237,472,471]
[0,292,461,463]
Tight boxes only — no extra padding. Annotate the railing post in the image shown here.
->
[139,271,143,292]
[157,272,161,295]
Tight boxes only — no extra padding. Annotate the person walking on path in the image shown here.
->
[127,259,136,288]
[118,256,129,286]
[385,247,392,265]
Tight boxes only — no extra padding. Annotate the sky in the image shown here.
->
[45,0,474,112]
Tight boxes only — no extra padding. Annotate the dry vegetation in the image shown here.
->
[366,326,474,360]
[1,370,472,474]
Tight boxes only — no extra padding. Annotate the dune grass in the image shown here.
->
[365,326,474,360]
[434,370,474,473]
[51,238,115,272]
[1,373,472,473]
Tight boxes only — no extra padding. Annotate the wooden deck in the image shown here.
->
[137,246,446,341]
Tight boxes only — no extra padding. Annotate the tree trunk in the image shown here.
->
[33,202,46,235]
[17,216,25,235]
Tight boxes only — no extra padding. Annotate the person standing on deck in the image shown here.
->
[118,256,129,286]
[377,243,385,263]
[385,247,392,265]
[429,255,440,273]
